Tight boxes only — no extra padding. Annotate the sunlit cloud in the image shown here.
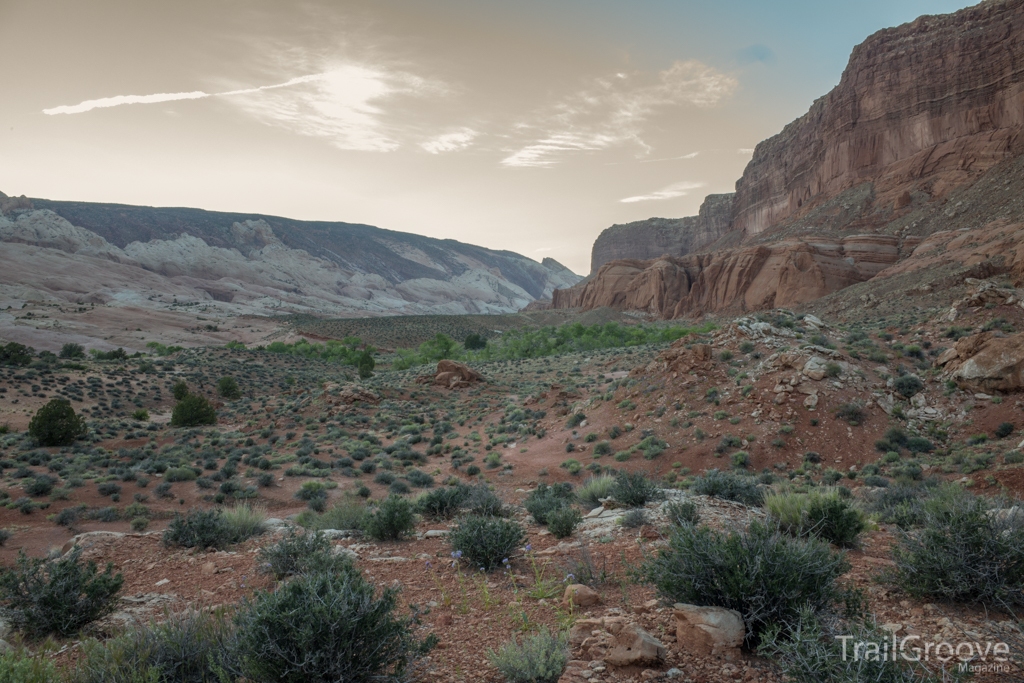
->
[620,180,705,203]
[503,60,737,167]
[42,74,326,115]
[421,128,478,154]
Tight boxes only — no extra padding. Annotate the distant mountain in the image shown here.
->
[0,193,581,317]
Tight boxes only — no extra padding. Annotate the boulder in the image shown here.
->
[420,360,484,389]
[562,584,601,608]
[604,624,667,667]
[937,331,1024,392]
[673,603,745,660]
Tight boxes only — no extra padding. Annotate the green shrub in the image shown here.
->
[405,469,434,488]
[824,362,842,378]
[0,647,61,683]
[766,489,865,548]
[463,484,508,517]
[565,412,586,429]
[295,480,329,502]
[222,503,267,541]
[524,483,574,525]
[593,441,612,456]
[611,470,660,508]
[364,496,415,541]
[23,475,55,498]
[0,547,123,637]
[449,515,525,571]
[665,500,699,526]
[415,484,469,520]
[905,436,933,453]
[59,343,85,359]
[172,381,190,400]
[217,376,241,400]
[547,507,583,539]
[257,530,355,580]
[170,394,216,427]
[691,469,763,506]
[488,628,567,683]
[233,569,428,683]
[357,351,375,379]
[298,498,367,531]
[0,342,33,367]
[28,399,86,447]
[620,508,648,528]
[996,422,1015,439]
[74,609,236,683]
[640,521,849,644]
[164,467,197,482]
[892,375,923,399]
[834,402,865,425]
[891,485,1024,609]
[163,508,238,549]
[576,475,614,508]
[131,409,149,422]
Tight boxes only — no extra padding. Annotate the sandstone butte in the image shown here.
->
[557,0,1024,318]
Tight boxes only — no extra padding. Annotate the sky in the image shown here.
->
[0,0,977,274]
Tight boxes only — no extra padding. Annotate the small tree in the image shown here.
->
[59,343,85,359]
[171,394,217,427]
[29,399,86,446]
[218,376,241,400]
[464,333,487,351]
[172,380,190,400]
[0,342,33,367]
[357,351,375,379]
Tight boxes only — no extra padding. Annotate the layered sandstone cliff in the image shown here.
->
[589,194,733,274]
[733,0,1024,236]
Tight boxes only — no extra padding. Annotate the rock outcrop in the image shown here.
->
[732,0,1024,236]
[936,331,1024,392]
[590,194,733,274]
[418,360,484,389]
[554,234,902,317]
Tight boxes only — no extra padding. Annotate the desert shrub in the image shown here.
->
[74,609,236,683]
[222,503,267,541]
[0,529,10,546]
[233,569,427,683]
[59,343,85,359]
[611,470,660,508]
[0,342,33,367]
[257,530,355,581]
[464,333,487,350]
[295,480,329,502]
[765,489,866,548]
[165,467,198,482]
[905,436,933,453]
[834,402,865,425]
[0,647,61,683]
[299,498,367,531]
[163,508,239,549]
[823,362,842,378]
[357,351,375,379]
[28,399,86,447]
[565,412,586,429]
[996,422,1015,439]
[463,484,508,517]
[131,409,149,422]
[593,441,612,456]
[363,496,415,541]
[97,482,122,497]
[405,469,434,488]
[170,395,216,427]
[217,376,241,400]
[524,482,574,525]
[759,608,932,683]
[576,475,615,508]
[640,521,849,644]
[691,469,763,506]
[891,485,1024,609]
[892,375,923,399]
[665,499,699,526]
[172,381,190,400]
[23,475,55,498]
[415,484,469,520]
[547,507,583,539]
[449,515,525,571]
[0,547,123,637]
[620,508,648,528]
[488,628,567,683]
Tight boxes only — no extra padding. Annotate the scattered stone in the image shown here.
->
[673,603,745,660]
[563,584,601,608]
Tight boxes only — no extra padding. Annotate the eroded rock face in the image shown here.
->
[732,0,1024,236]
[554,235,900,317]
[936,331,1024,392]
[590,194,733,274]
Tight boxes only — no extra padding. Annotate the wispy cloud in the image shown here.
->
[620,180,705,203]
[503,60,736,168]
[42,74,326,116]
[421,127,478,154]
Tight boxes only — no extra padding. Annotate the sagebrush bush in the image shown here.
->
[415,484,469,520]
[665,499,699,526]
[892,375,923,399]
[463,484,509,517]
[28,399,86,447]
[0,647,61,683]
[640,521,849,644]
[298,498,367,531]
[74,609,237,683]
[611,470,660,508]
[217,376,241,400]
[892,485,1024,609]
[765,489,866,547]
[0,547,123,638]
[234,570,428,683]
[449,515,525,571]
[691,469,763,506]
[864,482,935,528]
[524,483,573,525]
[488,628,567,683]
[576,475,614,508]
[364,496,415,541]
[162,508,260,550]
[23,475,55,498]
[222,503,267,541]
[547,506,582,539]
[170,394,217,427]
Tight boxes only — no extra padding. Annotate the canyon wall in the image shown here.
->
[589,194,733,274]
